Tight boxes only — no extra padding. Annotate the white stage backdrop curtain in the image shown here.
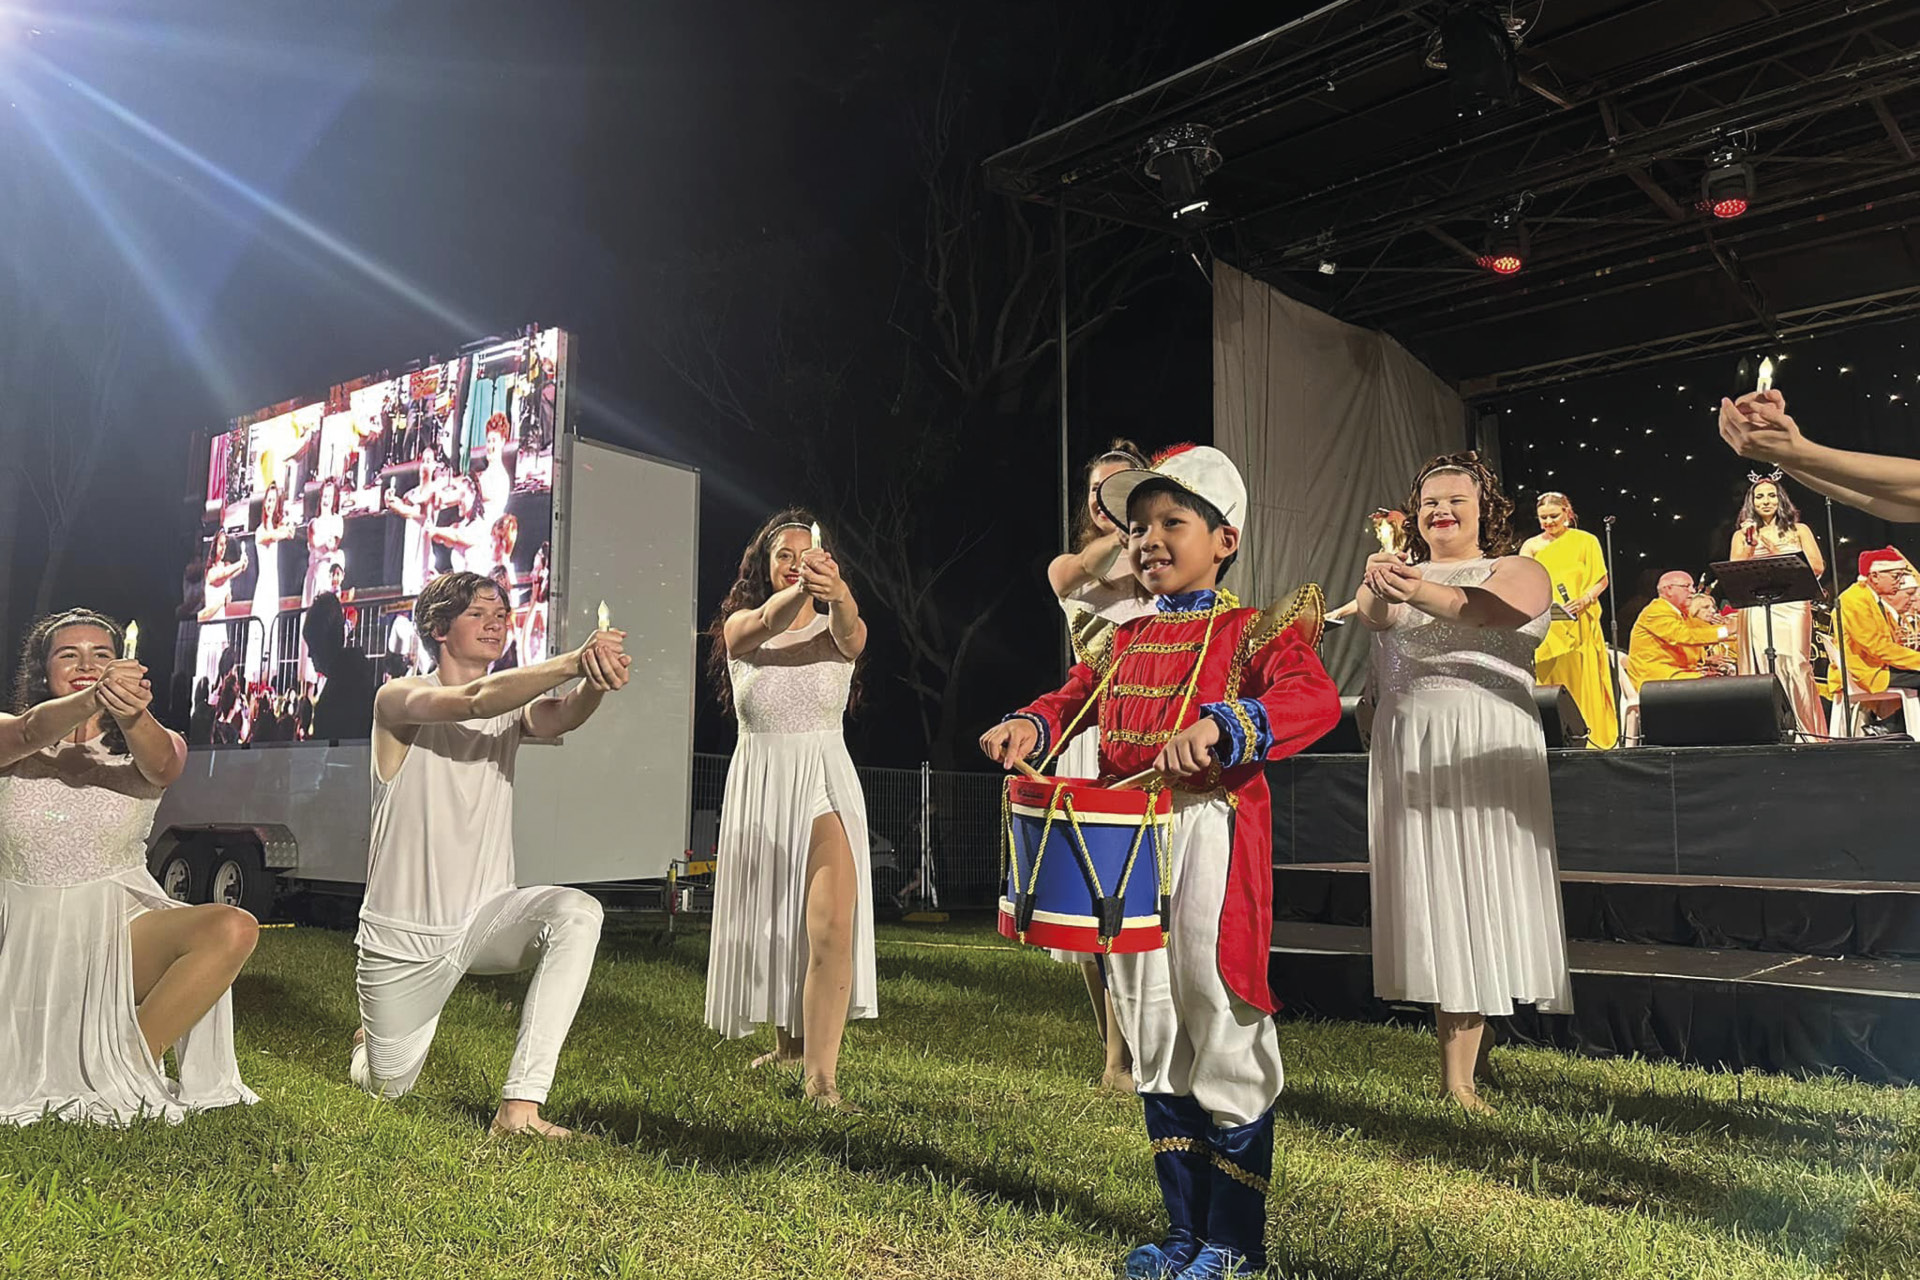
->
[1214,262,1468,691]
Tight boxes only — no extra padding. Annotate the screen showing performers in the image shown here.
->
[187,327,565,745]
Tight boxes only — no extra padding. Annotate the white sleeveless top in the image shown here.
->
[0,739,164,887]
[727,613,853,736]
[356,673,522,959]
[1059,569,1153,665]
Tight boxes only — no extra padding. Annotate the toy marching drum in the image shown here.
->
[998,768,1172,954]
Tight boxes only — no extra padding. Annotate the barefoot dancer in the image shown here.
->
[704,510,876,1111]
[0,610,258,1125]
[1045,439,1153,1092]
[350,572,629,1138]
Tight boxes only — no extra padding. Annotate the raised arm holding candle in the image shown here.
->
[1719,388,1920,522]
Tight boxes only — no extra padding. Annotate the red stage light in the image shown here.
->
[1711,196,1748,219]
[1477,253,1523,275]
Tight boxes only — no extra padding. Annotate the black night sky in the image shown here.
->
[2,0,1912,768]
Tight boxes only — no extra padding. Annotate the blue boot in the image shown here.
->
[1124,1094,1212,1279]
[1176,1107,1273,1279]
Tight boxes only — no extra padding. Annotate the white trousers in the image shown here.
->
[1107,793,1283,1129]
[351,886,602,1105]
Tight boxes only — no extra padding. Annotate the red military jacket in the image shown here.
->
[1014,586,1340,1013]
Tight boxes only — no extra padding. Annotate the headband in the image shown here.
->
[764,521,811,547]
[1747,469,1785,486]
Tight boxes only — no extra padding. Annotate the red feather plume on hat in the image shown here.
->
[1151,443,1200,465]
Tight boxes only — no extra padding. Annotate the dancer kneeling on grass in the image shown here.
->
[1356,453,1572,1114]
[350,572,628,1139]
[1045,438,1154,1092]
[704,510,876,1112]
[983,447,1340,1280]
[0,610,259,1125]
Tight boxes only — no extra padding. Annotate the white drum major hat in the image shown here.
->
[1096,443,1248,533]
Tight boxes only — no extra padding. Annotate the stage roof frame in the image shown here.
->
[985,0,1920,398]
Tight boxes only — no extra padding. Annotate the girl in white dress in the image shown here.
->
[704,510,876,1110]
[196,529,248,692]
[1727,473,1826,738]
[249,483,292,684]
[1043,439,1152,1092]
[1356,454,1572,1113]
[0,609,259,1125]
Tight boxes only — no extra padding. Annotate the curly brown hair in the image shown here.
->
[1399,451,1516,565]
[1072,439,1150,552]
[13,608,130,754]
[705,508,862,718]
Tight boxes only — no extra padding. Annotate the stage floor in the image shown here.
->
[1271,739,1920,880]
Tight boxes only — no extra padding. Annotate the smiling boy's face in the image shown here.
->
[1127,488,1237,598]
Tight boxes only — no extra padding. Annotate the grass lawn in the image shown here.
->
[2,917,1918,1279]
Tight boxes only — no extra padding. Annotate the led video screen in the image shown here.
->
[184,328,566,745]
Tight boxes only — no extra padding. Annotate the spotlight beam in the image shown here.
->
[10,88,239,406]
[36,52,487,340]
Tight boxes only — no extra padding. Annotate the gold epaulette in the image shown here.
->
[1227,584,1327,700]
[1065,605,1118,674]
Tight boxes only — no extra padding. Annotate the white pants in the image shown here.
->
[1107,793,1283,1129]
[351,886,602,1105]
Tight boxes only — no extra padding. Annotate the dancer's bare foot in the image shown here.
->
[1447,1085,1495,1116]
[803,1076,859,1115]
[1099,1066,1137,1095]
[490,1099,579,1140]
[749,1050,802,1071]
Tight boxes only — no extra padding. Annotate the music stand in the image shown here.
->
[1710,552,1824,686]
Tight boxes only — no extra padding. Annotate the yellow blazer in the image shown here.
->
[1626,599,1727,689]
[1834,580,1920,695]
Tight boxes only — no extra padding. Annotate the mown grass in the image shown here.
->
[1,918,1917,1279]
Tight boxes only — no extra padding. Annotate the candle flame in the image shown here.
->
[1756,357,1775,394]
[596,600,610,633]
[123,620,139,660]
[809,522,821,549]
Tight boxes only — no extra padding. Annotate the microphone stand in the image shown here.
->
[1602,515,1627,747]
[1825,494,1853,734]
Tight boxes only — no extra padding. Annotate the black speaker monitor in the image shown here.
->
[1638,674,1790,747]
[1302,696,1368,754]
[1533,684,1587,749]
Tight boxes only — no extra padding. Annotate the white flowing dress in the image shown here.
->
[705,612,878,1039]
[1734,592,1821,739]
[0,739,258,1125]
[1047,571,1153,965]
[249,523,283,682]
[1368,558,1573,1016]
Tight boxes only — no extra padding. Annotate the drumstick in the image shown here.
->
[1112,766,1161,791]
[1010,758,1046,781]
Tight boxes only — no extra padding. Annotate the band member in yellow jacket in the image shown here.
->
[1520,492,1617,748]
[1627,571,1731,689]
[1831,549,1920,733]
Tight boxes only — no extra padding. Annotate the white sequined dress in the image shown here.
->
[1367,558,1573,1016]
[704,613,878,1039]
[0,738,259,1125]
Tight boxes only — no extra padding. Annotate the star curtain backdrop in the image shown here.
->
[1214,263,1466,691]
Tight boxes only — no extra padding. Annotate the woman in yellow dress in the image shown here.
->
[1519,492,1618,748]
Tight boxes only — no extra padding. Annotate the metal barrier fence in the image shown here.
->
[691,752,1004,912]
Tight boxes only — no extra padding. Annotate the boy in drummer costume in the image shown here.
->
[981,445,1340,1279]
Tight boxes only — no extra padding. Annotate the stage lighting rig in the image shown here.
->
[1476,197,1529,275]
[1426,2,1522,112]
[1702,142,1755,220]
[1142,123,1221,222]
